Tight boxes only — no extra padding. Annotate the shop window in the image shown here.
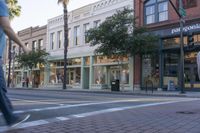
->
[142,55,159,87]
[94,56,128,64]
[163,37,187,48]
[85,57,90,66]
[67,58,81,65]
[94,66,106,84]
[110,65,129,84]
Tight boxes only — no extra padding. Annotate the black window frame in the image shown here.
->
[144,0,168,25]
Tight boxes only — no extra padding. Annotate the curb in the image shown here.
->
[8,87,196,98]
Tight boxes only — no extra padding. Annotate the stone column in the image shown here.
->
[44,64,50,87]
[89,56,94,89]
[129,56,134,90]
[80,57,85,89]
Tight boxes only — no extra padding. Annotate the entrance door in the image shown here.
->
[185,64,199,88]
[83,68,89,89]
[184,52,200,89]
[69,70,75,85]
[110,68,120,81]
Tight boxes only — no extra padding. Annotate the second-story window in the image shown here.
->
[39,39,43,50]
[145,0,168,24]
[84,23,90,44]
[94,20,101,28]
[58,31,63,49]
[32,41,37,51]
[12,45,16,54]
[68,28,71,48]
[50,33,55,50]
[74,26,80,46]
[18,47,22,55]
[25,43,29,48]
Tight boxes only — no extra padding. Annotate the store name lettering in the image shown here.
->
[171,24,200,34]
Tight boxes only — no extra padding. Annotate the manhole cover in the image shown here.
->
[176,111,195,114]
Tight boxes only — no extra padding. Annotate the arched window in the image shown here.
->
[144,0,168,24]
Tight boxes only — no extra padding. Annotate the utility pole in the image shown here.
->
[168,0,185,93]
[62,2,69,90]
[179,0,185,93]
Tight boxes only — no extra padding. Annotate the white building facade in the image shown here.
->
[45,0,134,90]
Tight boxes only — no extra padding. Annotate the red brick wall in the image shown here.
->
[134,55,141,86]
[133,0,200,89]
[135,0,200,28]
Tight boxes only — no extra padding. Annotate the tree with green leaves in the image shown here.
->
[15,50,49,88]
[87,8,158,57]
[6,0,21,87]
[6,0,21,20]
[58,0,70,89]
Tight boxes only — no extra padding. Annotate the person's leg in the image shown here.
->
[0,64,16,124]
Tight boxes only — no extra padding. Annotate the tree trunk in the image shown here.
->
[63,4,69,89]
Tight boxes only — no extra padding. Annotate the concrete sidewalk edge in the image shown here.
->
[7,87,196,98]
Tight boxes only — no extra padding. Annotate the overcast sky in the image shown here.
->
[11,0,100,32]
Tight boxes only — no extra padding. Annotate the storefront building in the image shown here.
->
[135,0,200,90]
[46,0,134,90]
[5,26,47,87]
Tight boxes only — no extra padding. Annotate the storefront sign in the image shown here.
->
[171,23,200,34]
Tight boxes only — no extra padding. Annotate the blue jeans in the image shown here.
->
[0,59,16,124]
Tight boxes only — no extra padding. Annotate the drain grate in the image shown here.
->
[176,111,195,114]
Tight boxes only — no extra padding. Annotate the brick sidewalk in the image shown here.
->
[6,100,200,133]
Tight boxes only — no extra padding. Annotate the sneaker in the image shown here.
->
[9,114,30,128]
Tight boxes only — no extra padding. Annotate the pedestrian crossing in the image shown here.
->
[0,98,198,132]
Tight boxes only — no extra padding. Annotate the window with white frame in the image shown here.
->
[25,43,28,48]
[93,20,101,28]
[57,31,63,49]
[32,41,37,51]
[83,23,90,44]
[68,28,71,47]
[74,26,80,46]
[39,39,43,50]
[145,0,168,24]
[50,32,55,50]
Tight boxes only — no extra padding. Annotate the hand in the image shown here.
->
[22,46,31,54]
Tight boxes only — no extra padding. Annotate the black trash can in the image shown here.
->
[111,79,120,91]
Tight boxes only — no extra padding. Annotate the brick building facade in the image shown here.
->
[134,0,200,90]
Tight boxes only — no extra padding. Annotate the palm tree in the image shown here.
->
[6,0,21,20]
[58,0,69,89]
[6,0,21,87]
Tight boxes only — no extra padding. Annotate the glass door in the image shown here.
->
[110,67,120,81]
[184,52,200,89]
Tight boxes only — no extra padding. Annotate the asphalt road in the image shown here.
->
[0,89,197,132]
